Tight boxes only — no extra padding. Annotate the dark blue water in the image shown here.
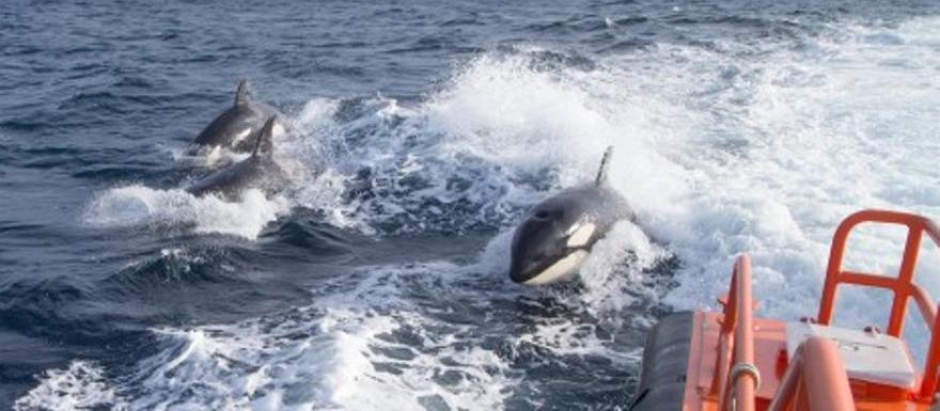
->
[3,1,939,409]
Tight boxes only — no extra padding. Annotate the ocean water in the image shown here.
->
[3,0,940,409]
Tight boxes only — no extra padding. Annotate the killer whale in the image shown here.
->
[189,80,280,154]
[509,147,635,285]
[187,116,287,200]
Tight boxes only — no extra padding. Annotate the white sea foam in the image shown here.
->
[94,263,519,410]
[292,14,940,340]
[24,221,665,410]
[578,221,671,314]
[630,17,940,325]
[51,14,940,410]
[13,361,119,411]
[84,185,290,240]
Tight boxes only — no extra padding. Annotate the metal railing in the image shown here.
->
[767,337,856,411]
[715,254,758,411]
[711,210,938,410]
[816,209,940,400]
[716,255,858,411]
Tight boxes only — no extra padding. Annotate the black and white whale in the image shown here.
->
[509,147,635,285]
[187,116,287,200]
[189,80,280,154]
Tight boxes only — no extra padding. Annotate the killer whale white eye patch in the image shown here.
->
[566,223,596,248]
[232,128,252,144]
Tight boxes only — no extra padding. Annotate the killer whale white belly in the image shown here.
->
[519,250,591,285]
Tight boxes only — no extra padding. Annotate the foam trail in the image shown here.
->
[84,185,290,240]
[22,221,669,410]
[13,361,118,411]
[633,17,940,324]
[39,14,940,411]
[80,264,519,410]
[274,51,687,237]
[270,17,940,328]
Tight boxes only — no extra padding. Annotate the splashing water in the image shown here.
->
[11,6,940,411]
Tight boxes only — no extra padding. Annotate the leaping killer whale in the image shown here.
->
[189,80,280,154]
[187,116,287,200]
[509,147,635,285]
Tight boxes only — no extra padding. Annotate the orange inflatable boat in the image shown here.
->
[629,209,940,411]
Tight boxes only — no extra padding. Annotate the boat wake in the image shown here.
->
[37,11,940,411]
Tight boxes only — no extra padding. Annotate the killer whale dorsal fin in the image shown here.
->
[595,146,614,186]
[235,79,250,106]
[252,116,278,157]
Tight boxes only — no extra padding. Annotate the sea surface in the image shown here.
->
[2,0,940,410]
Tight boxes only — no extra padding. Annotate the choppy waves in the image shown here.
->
[12,7,940,411]
[17,219,670,410]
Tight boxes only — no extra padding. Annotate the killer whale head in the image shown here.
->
[509,147,632,285]
[509,194,598,285]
